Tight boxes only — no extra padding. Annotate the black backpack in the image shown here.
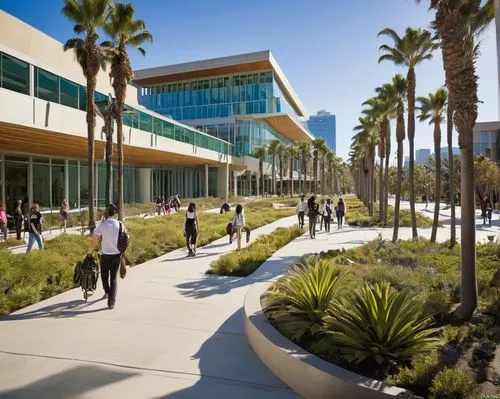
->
[117,222,130,253]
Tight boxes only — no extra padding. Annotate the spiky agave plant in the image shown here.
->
[323,281,440,373]
[266,257,345,342]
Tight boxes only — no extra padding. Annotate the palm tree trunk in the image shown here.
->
[117,114,124,221]
[289,157,293,195]
[447,101,456,247]
[431,123,441,242]
[87,79,96,232]
[321,159,325,195]
[272,157,276,194]
[105,129,113,207]
[407,68,418,239]
[379,155,384,221]
[260,160,264,197]
[298,159,302,194]
[280,157,283,195]
[393,107,405,241]
[384,131,390,224]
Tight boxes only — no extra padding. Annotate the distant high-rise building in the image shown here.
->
[404,156,409,169]
[416,149,431,165]
[440,146,460,159]
[307,110,336,153]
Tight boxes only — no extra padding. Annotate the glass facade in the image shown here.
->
[0,52,30,95]
[152,166,215,199]
[474,130,499,158]
[306,111,336,152]
[139,71,281,120]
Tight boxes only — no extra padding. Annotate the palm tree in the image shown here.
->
[287,146,298,196]
[102,2,152,220]
[62,0,110,231]
[277,143,286,195]
[325,150,335,194]
[425,0,494,319]
[447,98,456,247]
[378,27,436,239]
[388,74,408,241]
[319,144,329,195]
[312,138,327,194]
[297,141,312,195]
[417,88,448,243]
[268,139,281,195]
[254,145,267,197]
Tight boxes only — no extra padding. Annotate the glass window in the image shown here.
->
[51,163,65,207]
[68,161,79,209]
[60,78,79,108]
[1,53,29,94]
[80,162,89,207]
[32,162,50,209]
[79,85,87,111]
[139,112,152,132]
[36,67,59,103]
[153,116,162,134]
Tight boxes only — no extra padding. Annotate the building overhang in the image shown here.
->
[133,50,308,118]
[239,113,314,142]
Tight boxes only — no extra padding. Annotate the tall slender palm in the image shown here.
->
[287,146,298,196]
[325,150,335,194]
[319,144,329,195]
[62,0,110,231]
[447,98,456,247]
[378,27,436,239]
[268,139,281,195]
[388,74,408,241]
[277,143,286,195]
[102,2,152,220]
[254,145,267,197]
[417,88,447,243]
[297,141,312,195]
[312,138,327,194]
[424,0,494,319]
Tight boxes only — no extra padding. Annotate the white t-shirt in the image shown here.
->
[94,218,122,255]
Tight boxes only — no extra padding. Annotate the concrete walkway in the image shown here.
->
[0,216,300,399]
[1,206,499,398]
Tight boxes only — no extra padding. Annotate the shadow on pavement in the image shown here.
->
[0,364,137,398]
[1,298,108,321]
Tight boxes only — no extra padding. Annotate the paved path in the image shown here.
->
[0,216,300,399]
[1,205,499,398]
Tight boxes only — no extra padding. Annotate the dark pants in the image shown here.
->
[298,211,305,228]
[337,212,344,228]
[15,219,23,240]
[186,225,198,252]
[324,216,331,232]
[308,215,316,238]
[100,254,121,307]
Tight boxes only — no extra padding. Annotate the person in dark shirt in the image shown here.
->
[13,200,23,240]
[26,203,43,252]
[307,196,319,239]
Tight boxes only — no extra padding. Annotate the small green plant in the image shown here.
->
[388,351,442,396]
[441,325,470,346]
[266,257,345,342]
[423,290,452,321]
[429,368,477,399]
[323,282,440,370]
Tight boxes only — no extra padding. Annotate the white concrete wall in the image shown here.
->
[137,168,151,203]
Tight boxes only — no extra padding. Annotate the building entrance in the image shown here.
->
[5,160,28,213]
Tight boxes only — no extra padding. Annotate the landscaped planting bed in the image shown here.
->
[0,204,295,317]
[265,237,500,398]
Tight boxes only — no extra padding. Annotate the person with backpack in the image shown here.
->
[13,200,23,241]
[26,203,43,252]
[184,202,199,256]
[323,198,333,233]
[336,197,346,229]
[296,194,307,228]
[87,204,128,309]
[307,195,319,239]
[232,204,246,250]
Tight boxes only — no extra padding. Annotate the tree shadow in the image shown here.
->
[1,298,108,322]
[0,364,137,398]
[161,308,297,398]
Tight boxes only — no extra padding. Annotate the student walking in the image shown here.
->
[13,200,23,240]
[323,198,333,232]
[296,194,307,228]
[60,199,69,232]
[87,204,125,309]
[26,203,43,252]
[0,202,7,241]
[484,197,493,226]
[184,203,199,256]
[307,195,319,239]
[21,197,29,239]
[336,198,346,229]
[232,204,246,250]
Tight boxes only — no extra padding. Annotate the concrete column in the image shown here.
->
[216,163,229,200]
[137,168,152,203]
[77,160,81,209]
[256,172,260,197]
[1,154,5,205]
[205,164,209,198]
[233,171,238,197]
[64,160,69,202]
[28,157,33,205]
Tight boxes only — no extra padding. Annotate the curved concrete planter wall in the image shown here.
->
[244,281,417,399]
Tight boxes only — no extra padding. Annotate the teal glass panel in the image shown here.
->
[153,116,162,135]
[139,112,152,132]
[36,67,59,103]
[79,85,87,111]
[60,78,79,108]
[1,53,29,94]
[162,121,174,139]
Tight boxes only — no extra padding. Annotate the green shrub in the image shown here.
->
[423,290,452,321]
[208,225,302,276]
[388,351,442,396]
[429,368,477,399]
[0,238,23,250]
[323,282,440,370]
[441,325,470,346]
[266,257,346,342]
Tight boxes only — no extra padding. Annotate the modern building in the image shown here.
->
[473,121,500,161]
[415,149,431,165]
[439,146,460,159]
[0,10,312,215]
[306,110,336,152]
[404,156,409,169]
[133,50,313,196]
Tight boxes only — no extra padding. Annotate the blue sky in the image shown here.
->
[1,0,498,159]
